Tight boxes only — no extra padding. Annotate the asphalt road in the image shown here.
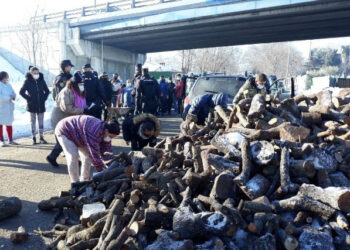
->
[0,115,181,249]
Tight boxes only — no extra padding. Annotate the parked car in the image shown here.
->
[184,74,246,108]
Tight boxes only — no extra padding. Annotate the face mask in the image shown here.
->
[257,84,264,90]
[70,68,74,75]
[79,86,85,92]
[127,83,132,87]
[104,136,111,142]
[33,74,39,80]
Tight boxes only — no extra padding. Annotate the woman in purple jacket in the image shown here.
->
[55,115,119,189]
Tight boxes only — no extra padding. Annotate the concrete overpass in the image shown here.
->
[70,0,350,53]
[1,0,350,79]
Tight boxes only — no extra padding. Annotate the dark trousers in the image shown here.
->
[176,98,183,114]
[167,96,173,114]
[143,103,158,115]
[48,136,62,160]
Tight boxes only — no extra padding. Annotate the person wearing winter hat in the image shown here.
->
[47,71,91,168]
[52,59,74,101]
[20,67,50,145]
[55,115,119,193]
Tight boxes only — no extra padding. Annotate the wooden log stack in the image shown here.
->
[39,89,350,250]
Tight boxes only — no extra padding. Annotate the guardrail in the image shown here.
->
[30,0,179,23]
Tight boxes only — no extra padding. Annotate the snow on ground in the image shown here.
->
[0,56,54,139]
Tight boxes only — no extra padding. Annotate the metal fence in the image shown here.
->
[30,0,180,23]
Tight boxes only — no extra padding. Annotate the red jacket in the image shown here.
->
[175,81,184,99]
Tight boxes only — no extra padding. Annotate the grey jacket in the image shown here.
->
[50,87,84,129]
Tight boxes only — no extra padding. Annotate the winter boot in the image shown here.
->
[40,136,48,144]
[32,137,37,145]
[46,155,59,168]
[8,140,19,145]
[0,140,6,147]
[70,182,80,196]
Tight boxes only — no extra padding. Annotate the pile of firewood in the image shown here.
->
[38,88,350,250]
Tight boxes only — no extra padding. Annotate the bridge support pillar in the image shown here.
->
[60,22,145,80]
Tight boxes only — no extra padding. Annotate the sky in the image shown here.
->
[2,0,350,59]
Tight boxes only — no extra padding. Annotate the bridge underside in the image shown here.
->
[80,0,350,53]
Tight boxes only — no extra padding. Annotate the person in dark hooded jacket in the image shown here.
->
[99,72,113,121]
[20,67,50,144]
[122,113,160,151]
[135,68,160,115]
[184,93,228,125]
[82,64,107,119]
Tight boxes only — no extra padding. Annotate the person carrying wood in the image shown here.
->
[55,115,120,191]
[184,93,228,125]
[122,113,161,151]
[233,73,268,105]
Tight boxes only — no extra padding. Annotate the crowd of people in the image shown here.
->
[0,58,268,188]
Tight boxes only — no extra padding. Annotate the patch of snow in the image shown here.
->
[206,212,227,229]
[223,132,243,148]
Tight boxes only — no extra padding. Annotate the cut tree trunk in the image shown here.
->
[298,184,350,211]
[234,138,252,186]
[273,194,336,220]
[247,94,265,123]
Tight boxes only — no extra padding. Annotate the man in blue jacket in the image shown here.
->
[184,93,228,125]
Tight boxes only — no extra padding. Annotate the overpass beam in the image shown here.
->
[62,23,145,79]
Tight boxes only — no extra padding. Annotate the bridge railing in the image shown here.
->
[31,0,179,23]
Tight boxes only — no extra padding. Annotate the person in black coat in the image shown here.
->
[135,68,160,115]
[99,72,113,121]
[52,60,74,101]
[46,60,74,167]
[122,113,160,151]
[20,67,50,145]
[82,64,107,119]
[167,76,175,115]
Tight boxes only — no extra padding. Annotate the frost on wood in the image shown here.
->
[250,140,275,165]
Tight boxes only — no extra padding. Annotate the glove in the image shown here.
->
[186,113,198,124]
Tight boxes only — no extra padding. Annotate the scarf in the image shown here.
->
[73,90,87,109]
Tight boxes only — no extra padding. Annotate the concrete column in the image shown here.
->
[58,21,69,61]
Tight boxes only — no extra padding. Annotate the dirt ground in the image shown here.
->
[0,115,181,249]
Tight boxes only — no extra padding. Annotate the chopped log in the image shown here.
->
[69,238,98,250]
[317,170,333,188]
[38,196,78,211]
[93,166,127,183]
[336,211,350,230]
[0,197,22,221]
[294,94,310,105]
[280,147,299,193]
[329,172,350,188]
[250,140,275,165]
[236,106,250,128]
[207,153,240,174]
[280,98,301,118]
[234,138,252,186]
[142,147,164,159]
[240,174,271,200]
[298,183,350,211]
[241,201,273,213]
[144,231,193,250]
[329,221,350,248]
[10,226,28,244]
[210,171,235,200]
[298,228,335,250]
[66,216,106,246]
[215,105,230,125]
[289,159,315,178]
[279,125,310,143]
[251,233,277,250]
[210,134,241,159]
[293,211,308,226]
[316,89,333,108]
[182,168,202,190]
[301,112,322,125]
[247,94,265,123]
[278,228,299,250]
[273,194,336,220]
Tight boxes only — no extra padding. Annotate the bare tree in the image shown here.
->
[341,45,350,78]
[16,6,49,68]
[244,43,305,78]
